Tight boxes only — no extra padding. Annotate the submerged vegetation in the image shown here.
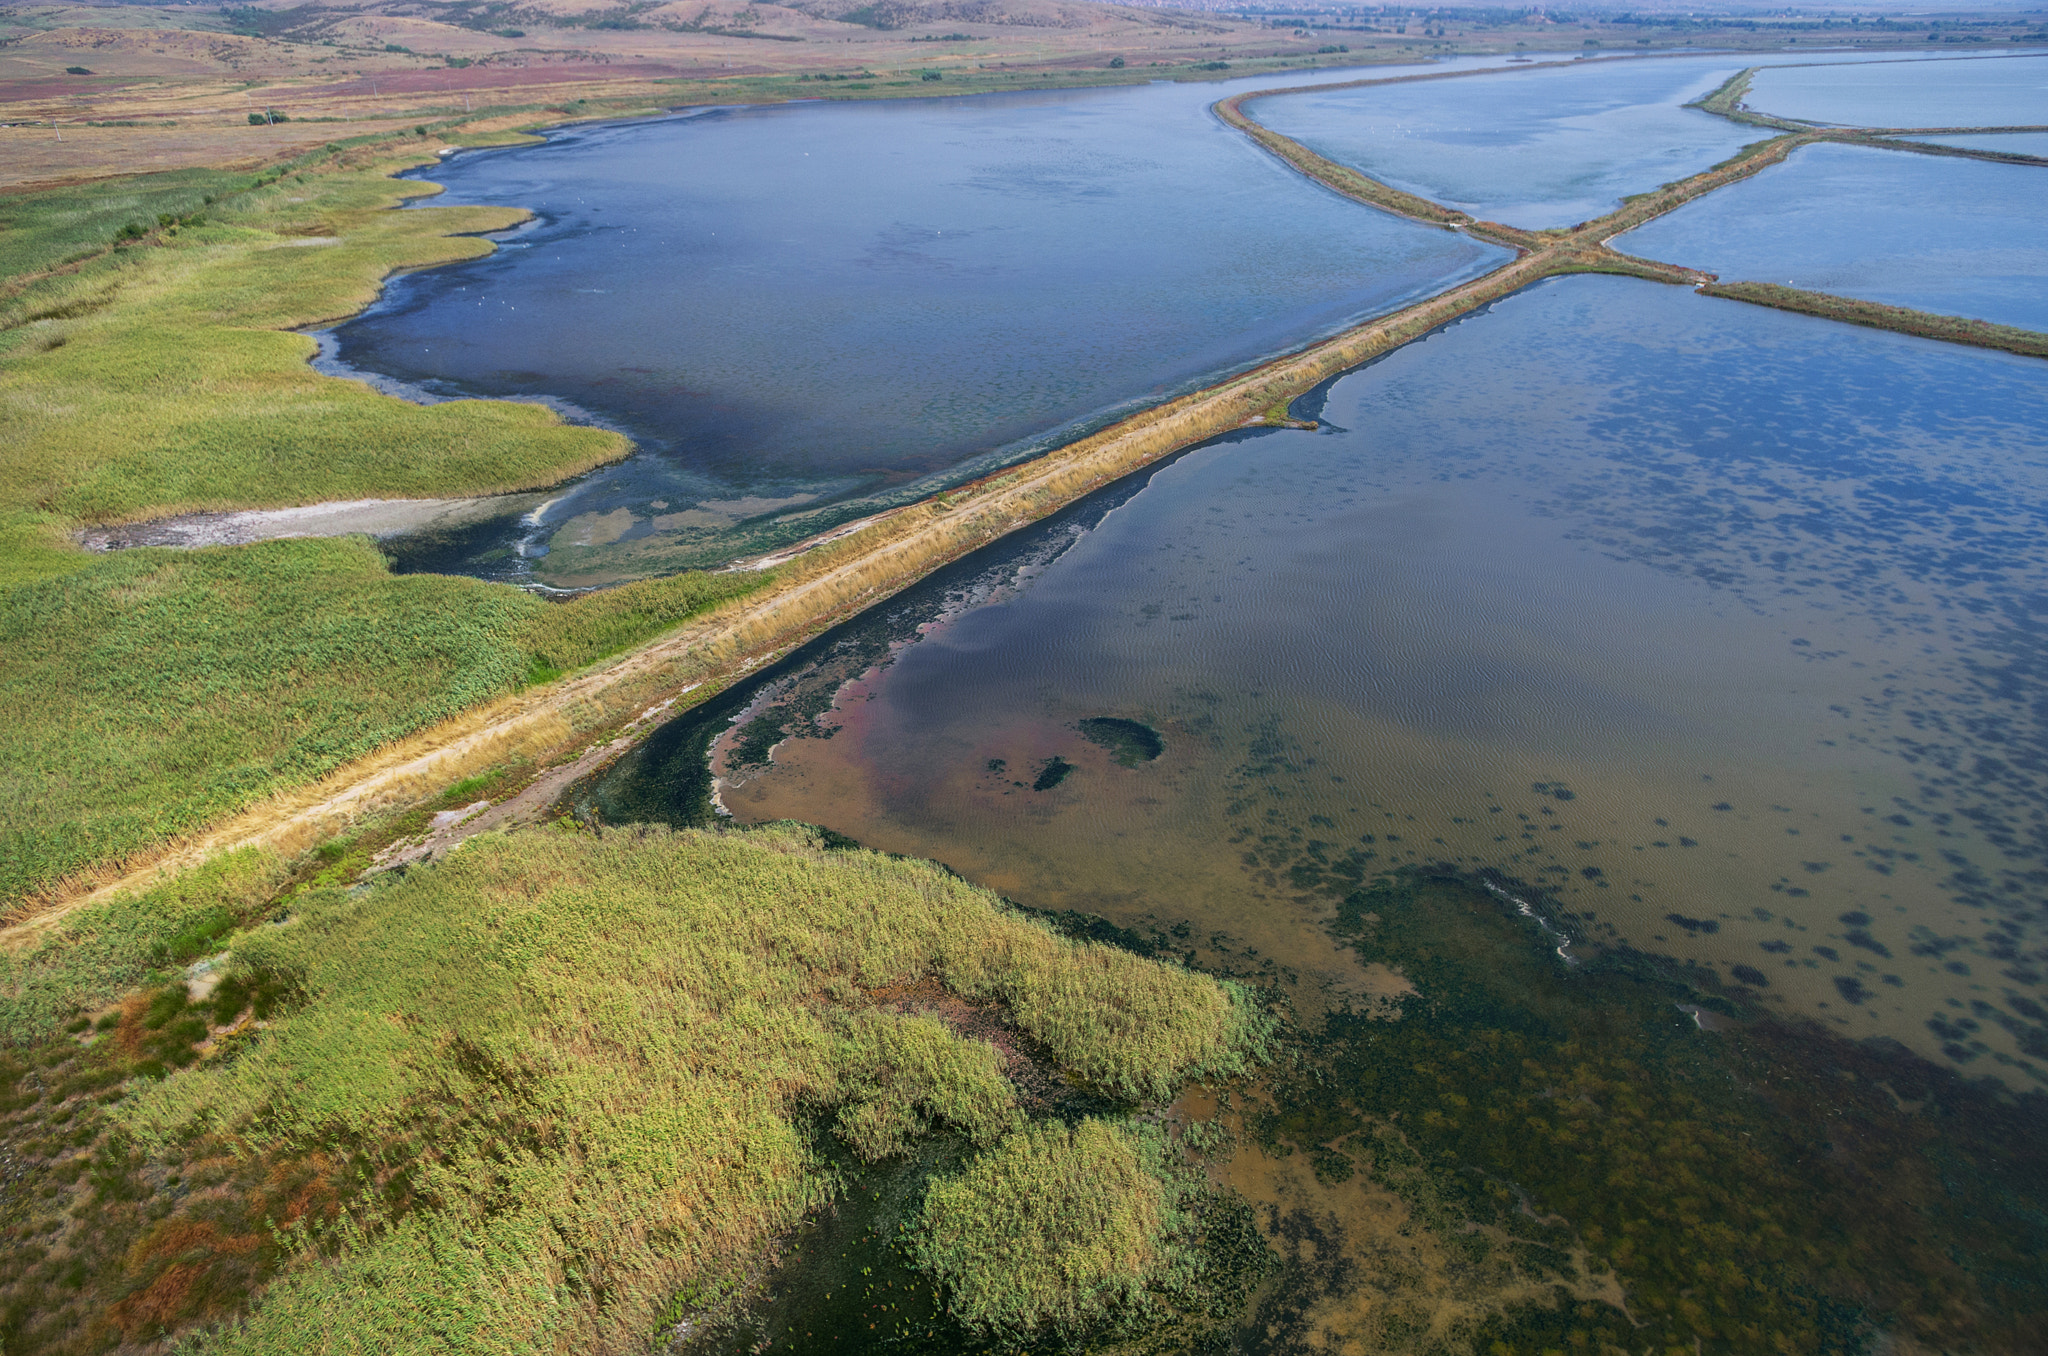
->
[1233,865,2048,1354]
[0,823,1268,1352]
[1077,716,1165,767]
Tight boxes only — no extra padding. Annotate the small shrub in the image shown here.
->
[152,906,237,965]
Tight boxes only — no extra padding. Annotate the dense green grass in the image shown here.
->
[0,164,625,523]
[0,165,245,287]
[0,535,773,906]
[915,1118,1178,1337]
[0,848,284,1045]
[0,823,1268,1352]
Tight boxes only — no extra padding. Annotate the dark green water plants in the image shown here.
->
[1245,864,2048,1354]
[1077,717,1164,767]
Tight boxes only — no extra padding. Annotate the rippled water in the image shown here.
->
[605,275,2048,1083]
[1745,51,2048,126]
[1620,140,2048,329]
[330,72,1506,588]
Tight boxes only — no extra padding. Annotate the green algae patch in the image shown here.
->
[1078,716,1165,767]
[1032,756,1075,791]
[1237,865,2048,1354]
[32,823,1266,1352]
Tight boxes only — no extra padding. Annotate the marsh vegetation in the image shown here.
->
[6,34,2048,1356]
[0,823,1268,1352]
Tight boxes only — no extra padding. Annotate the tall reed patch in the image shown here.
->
[52,823,1269,1352]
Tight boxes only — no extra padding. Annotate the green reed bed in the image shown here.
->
[0,534,774,907]
[0,823,1267,1353]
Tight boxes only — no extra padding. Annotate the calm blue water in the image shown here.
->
[1745,52,2048,126]
[1619,141,2048,330]
[333,72,1507,587]
[1247,55,1765,229]
[1240,51,1970,230]
[621,276,2048,1081]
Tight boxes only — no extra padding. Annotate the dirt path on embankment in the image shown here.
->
[12,73,2039,947]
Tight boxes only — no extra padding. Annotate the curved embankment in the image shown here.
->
[9,69,2044,945]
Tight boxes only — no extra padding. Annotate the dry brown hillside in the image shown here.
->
[0,0,1343,185]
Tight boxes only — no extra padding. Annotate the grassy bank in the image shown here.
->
[0,823,1267,1352]
[0,536,773,908]
[0,127,795,908]
[1701,280,2048,358]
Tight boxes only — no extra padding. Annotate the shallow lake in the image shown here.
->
[1743,50,2048,126]
[1619,140,2048,329]
[602,274,2048,1084]
[331,70,1507,588]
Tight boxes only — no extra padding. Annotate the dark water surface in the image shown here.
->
[1620,140,2048,330]
[329,71,1507,588]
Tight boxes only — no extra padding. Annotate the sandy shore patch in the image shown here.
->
[78,494,530,551]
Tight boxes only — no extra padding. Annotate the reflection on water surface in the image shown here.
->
[608,275,2048,1077]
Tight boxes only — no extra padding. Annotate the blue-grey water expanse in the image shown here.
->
[1240,49,1986,230]
[1620,141,2048,330]
[1246,55,1766,228]
[1745,51,2048,126]
[346,53,2048,1351]
[612,276,2048,1081]
[329,71,1507,587]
